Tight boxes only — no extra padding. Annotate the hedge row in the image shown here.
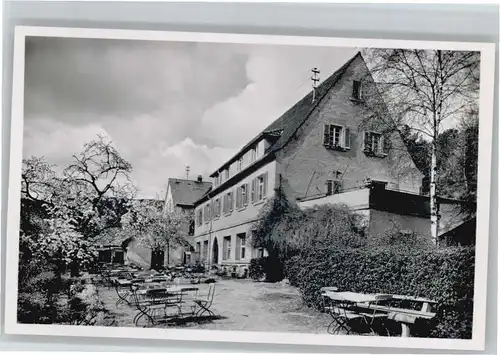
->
[284,246,475,339]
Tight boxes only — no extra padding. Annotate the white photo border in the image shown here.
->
[4,26,496,351]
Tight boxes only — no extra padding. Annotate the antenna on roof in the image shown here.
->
[185,165,190,180]
[311,68,320,103]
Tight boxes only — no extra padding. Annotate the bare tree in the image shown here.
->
[362,49,479,243]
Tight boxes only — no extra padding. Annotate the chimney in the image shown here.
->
[197,175,203,183]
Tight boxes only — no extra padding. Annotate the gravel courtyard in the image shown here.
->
[100,279,332,334]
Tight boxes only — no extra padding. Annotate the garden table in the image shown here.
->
[132,286,199,326]
[325,291,390,303]
[325,291,437,337]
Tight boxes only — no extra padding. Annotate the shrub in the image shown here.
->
[287,245,475,339]
[249,256,284,282]
[248,258,265,280]
[17,258,111,325]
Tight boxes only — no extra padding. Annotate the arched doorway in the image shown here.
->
[212,237,219,265]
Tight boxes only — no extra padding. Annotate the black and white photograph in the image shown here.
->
[4,27,495,350]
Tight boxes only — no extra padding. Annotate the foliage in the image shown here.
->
[20,135,137,275]
[248,257,284,282]
[126,201,187,251]
[401,107,479,207]
[252,186,366,256]
[286,245,475,339]
[363,49,479,241]
[17,259,110,325]
[251,188,367,282]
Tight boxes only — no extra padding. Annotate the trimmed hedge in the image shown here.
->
[285,246,475,339]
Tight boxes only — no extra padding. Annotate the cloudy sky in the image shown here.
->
[23,36,357,198]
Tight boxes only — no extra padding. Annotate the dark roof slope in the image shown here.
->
[264,52,361,153]
[168,178,212,207]
[209,52,361,178]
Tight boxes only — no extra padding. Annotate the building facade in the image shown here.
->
[192,52,425,274]
[163,176,212,265]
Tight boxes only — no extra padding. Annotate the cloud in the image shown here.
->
[23,117,111,167]
[23,37,356,198]
[200,45,358,147]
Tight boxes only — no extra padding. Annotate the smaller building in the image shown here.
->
[298,180,476,245]
[163,175,212,265]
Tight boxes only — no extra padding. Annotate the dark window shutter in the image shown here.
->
[323,124,330,146]
[383,133,391,154]
[353,80,361,99]
[236,187,240,209]
[344,128,351,148]
[364,131,371,151]
[251,179,256,203]
[263,173,268,197]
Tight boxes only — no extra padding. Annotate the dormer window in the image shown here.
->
[250,147,257,163]
[352,80,362,100]
[323,124,350,150]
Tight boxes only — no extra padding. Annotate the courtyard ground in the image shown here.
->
[99,278,332,334]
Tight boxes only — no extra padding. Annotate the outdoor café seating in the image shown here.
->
[103,266,217,327]
[320,287,437,337]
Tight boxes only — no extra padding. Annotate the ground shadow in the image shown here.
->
[158,314,228,327]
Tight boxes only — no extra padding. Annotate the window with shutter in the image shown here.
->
[352,80,362,100]
[363,131,386,157]
[229,191,233,212]
[324,124,343,148]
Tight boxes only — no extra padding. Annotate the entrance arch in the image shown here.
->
[212,237,219,265]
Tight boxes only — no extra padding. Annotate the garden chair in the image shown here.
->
[354,294,393,335]
[130,287,184,327]
[193,283,216,318]
[321,290,363,335]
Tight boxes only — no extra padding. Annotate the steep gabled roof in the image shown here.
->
[209,52,362,178]
[168,178,212,207]
[264,52,361,153]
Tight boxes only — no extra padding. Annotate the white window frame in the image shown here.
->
[237,234,246,260]
[256,173,267,202]
[223,236,231,260]
[324,124,350,150]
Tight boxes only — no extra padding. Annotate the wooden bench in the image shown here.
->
[361,303,437,337]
